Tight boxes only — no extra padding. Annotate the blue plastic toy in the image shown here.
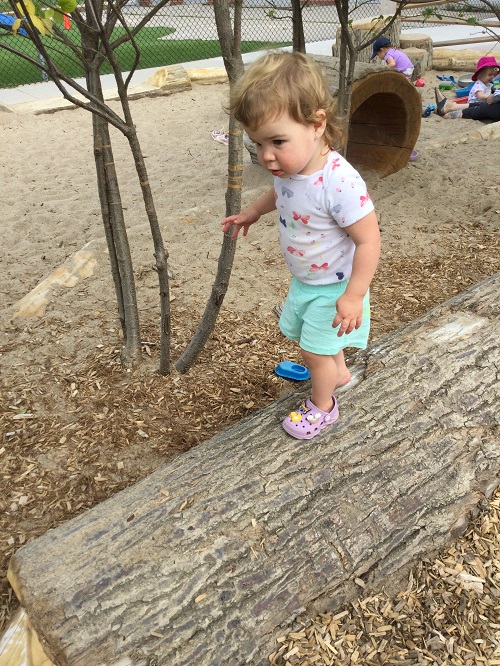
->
[274,361,311,381]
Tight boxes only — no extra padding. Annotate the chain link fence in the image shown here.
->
[0,0,497,88]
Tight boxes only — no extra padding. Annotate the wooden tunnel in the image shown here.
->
[311,57,423,179]
[242,58,422,179]
[347,70,422,178]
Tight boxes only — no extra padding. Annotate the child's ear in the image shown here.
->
[313,110,327,135]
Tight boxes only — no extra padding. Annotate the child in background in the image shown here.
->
[467,56,500,105]
[221,52,381,441]
[370,36,414,79]
[435,56,500,120]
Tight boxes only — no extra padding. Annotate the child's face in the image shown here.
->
[478,66,499,84]
[246,111,327,178]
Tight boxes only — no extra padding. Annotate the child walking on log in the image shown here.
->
[221,52,381,440]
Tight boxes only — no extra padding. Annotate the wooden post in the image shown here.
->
[8,274,500,666]
[402,47,429,78]
[333,16,402,64]
[399,32,433,68]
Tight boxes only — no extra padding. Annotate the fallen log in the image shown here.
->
[432,47,496,72]
[432,36,499,48]
[318,57,422,177]
[8,274,500,666]
[401,15,500,27]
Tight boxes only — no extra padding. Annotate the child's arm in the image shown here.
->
[476,88,493,102]
[333,210,381,336]
[385,55,396,69]
[221,187,276,238]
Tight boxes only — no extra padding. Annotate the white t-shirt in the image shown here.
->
[468,80,490,105]
[275,151,375,285]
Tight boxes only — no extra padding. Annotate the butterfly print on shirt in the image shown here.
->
[292,211,310,224]
[287,246,305,257]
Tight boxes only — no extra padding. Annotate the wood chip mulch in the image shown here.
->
[269,490,500,666]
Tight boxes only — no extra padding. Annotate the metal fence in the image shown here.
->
[0,0,497,88]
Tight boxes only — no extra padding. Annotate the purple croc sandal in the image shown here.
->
[282,396,339,440]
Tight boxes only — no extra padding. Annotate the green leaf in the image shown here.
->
[58,0,77,12]
[31,14,46,34]
[42,17,54,34]
[466,16,477,23]
[17,0,36,15]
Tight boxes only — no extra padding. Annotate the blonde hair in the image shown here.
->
[228,51,344,151]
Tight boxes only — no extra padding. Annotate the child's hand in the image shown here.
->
[221,207,261,239]
[332,293,363,337]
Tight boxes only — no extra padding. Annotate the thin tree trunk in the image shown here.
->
[292,0,306,52]
[127,129,171,374]
[87,66,142,368]
[175,0,244,373]
[92,117,125,333]
[106,44,171,374]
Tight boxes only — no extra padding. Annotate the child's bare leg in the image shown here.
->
[435,88,464,118]
[301,349,337,413]
[333,350,351,387]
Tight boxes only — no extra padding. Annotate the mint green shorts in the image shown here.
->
[279,277,371,355]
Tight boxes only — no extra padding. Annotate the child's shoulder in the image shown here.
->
[323,150,363,180]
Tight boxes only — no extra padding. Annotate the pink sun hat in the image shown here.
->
[471,55,500,81]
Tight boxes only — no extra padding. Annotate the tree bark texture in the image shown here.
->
[89,82,142,369]
[8,274,500,666]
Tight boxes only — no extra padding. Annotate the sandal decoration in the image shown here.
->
[282,397,339,440]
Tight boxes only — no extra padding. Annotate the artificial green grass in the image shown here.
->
[0,25,289,87]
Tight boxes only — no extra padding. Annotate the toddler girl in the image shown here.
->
[468,56,500,105]
[435,56,500,120]
[221,52,381,441]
